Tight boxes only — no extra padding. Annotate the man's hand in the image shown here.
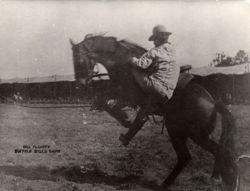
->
[128,57,138,66]
[119,134,130,146]
[131,57,138,64]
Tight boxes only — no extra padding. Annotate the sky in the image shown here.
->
[0,0,249,79]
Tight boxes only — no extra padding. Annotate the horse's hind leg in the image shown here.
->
[190,135,221,177]
[212,160,220,179]
[161,136,191,187]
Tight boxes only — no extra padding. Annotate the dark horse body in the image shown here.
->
[71,35,238,191]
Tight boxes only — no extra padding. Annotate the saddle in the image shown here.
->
[176,72,194,89]
[170,64,193,90]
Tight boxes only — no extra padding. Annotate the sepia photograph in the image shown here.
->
[0,1,250,190]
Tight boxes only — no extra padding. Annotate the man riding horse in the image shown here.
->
[70,30,238,191]
[119,25,181,146]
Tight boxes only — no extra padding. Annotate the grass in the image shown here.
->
[0,104,249,191]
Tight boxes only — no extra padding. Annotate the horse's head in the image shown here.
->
[71,34,148,107]
[71,34,147,84]
[70,35,120,85]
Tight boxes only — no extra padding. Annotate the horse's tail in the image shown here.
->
[215,102,235,155]
[215,102,238,191]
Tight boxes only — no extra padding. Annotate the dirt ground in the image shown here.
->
[0,104,249,191]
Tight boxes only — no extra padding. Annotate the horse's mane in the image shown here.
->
[118,39,147,55]
[78,33,107,45]
[76,34,147,57]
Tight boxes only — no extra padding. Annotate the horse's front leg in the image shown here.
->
[212,160,220,179]
[103,100,133,128]
[119,108,148,146]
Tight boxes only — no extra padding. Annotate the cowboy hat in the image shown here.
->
[148,25,172,41]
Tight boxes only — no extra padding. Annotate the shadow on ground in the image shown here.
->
[0,165,161,190]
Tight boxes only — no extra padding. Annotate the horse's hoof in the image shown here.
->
[119,134,130,146]
[211,174,220,180]
[211,171,220,180]
[210,176,222,185]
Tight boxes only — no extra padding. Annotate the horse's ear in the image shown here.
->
[69,38,75,46]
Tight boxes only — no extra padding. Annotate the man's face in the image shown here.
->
[153,38,161,47]
[153,35,169,47]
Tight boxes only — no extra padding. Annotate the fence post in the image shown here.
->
[53,75,56,99]
[232,75,235,103]
[26,78,29,101]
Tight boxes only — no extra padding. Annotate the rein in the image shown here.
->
[92,73,110,78]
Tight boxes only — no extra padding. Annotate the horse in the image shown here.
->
[70,35,238,191]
